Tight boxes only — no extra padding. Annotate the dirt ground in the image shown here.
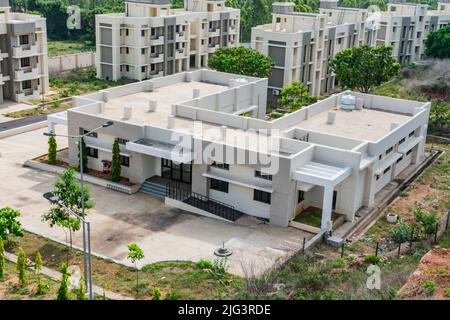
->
[397,249,450,300]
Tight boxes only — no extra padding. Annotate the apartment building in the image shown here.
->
[48,69,429,232]
[251,1,377,100]
[0,0,49,104]
[251,0,450,101]
[96,0,240,81]
[377,1,450,64]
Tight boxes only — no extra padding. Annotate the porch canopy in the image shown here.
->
[126,138,194,164]
[292,161,352,231]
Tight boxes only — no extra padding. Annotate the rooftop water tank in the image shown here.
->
[340,94,356,110]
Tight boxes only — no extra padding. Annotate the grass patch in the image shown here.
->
[293,208,340,228]
[48,40,95,57]
[7,231,242,300]
[5,101,72,118]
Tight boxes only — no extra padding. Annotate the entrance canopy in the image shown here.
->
[126,138,194,164]
[292,161,352,188]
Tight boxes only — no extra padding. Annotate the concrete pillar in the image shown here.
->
[321,186,334,231]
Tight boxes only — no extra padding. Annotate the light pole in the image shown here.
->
[43,120,113,299]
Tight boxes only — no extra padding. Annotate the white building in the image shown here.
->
[251,0,450,101]
[49,69,430,233]
[96,0,240,81]
[0,0,49,104]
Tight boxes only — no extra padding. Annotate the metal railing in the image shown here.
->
[166,182,241,221]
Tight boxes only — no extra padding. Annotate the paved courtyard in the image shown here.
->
[0,126,313,276]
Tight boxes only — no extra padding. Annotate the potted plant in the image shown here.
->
[386,212,398,223]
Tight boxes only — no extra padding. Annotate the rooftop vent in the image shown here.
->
[123,106,132,120]
[340,94,356,111]
[193,88,200,98]
[327,111,336,125]
[167,115,175,129]
[148,100,157,112]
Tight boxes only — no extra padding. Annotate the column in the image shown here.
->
[321,185,334,231]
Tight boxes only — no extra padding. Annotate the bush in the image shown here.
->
[414,208,438,237]
[444,288,450,298]
[195,259,213,270]
[389,219,411,243]
[271,111,284,119]
[165,290,182,300]
[422,279,436,295]
[52,101,61,108]
[152,287,161,300]
[364,254,381,265]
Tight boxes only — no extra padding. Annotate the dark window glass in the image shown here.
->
[386,147,393,155]
[210,178,228,193]
[79,128,98,138]
[86,147,98,158]
[255,170,272,181]
[254,190,271,204]
[120,155,130,167]
[19,35,29,45]
[409,130,415,137]
[399,138,406,145]
[211,162,229,170]
[22,80,32,89]
[298,191,305,203]
[117,138,129,145]
[383,166,391,174]
[406,149,413,156]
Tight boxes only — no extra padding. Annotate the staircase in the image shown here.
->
[139,180,166,197]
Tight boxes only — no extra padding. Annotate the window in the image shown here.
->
[141,30,145,37]
[120,155,130,167]
[399,137,406,145]
[141,66,146,73]
[393,26,397,33]
[254,190,271,204]
[125,29,129,36]
[383,166,391,174]
[86,147,98,158]
[386,146,393,155]
[379,154,383,160]
[375,174,380,181]
[126,47,129,54]
[19,35,29,45]
[117,138,129,145]
[255,170,272,181]
[141,48,145,55]
[298,191,305,204]
[396,156,403,163]
[409,130,415,138]
[126,65,130,72]
[210,178,228,193]
[21,57,30,68]
[406,149,413,156]
[22,80,31,90]
[211,162,229,170]
[79,128,98,138]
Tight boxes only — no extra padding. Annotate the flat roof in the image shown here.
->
[293,107,411,142]
[100,81,227,127]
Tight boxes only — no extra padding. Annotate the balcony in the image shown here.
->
[175,48,185,59]
[207,43,219,52]
[13,44,38,58]
[15,87,40,101]
[208,28,220,37]
[14,67,39,81]
[176,32,186,42]
[150,53,164,64]
[150,35,164,45]
[149,70,164,78]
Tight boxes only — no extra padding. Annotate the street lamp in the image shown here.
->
[43,120,113,300]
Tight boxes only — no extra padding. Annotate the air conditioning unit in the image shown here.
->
[273,89,280,96]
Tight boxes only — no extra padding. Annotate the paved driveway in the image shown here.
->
[0,126,313,276]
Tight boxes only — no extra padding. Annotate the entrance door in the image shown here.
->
[161,159,192,184]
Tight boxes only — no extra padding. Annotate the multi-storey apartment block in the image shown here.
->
[48,70,429,232]
[0,0,49,104]
[376,0,450,64]
[96,0,240,81]
[251,0,450,101]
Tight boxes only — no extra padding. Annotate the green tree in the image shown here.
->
[127,243,145,296]
[208,46,274,78]
[42,168,93,249]
[294,0,313,12]
[0,207,24,243]
[110,138,121,182]
[0,238,5,279]
[78,137,88,173]
[330,45,400,93]
[48,132,57,165]
[425,23,450,59]
[16,247,27,287]
[76,276,87,300]
[57,263,70,300]
[429,101,450,134]
[35,251,45,294]
[414,208,438,237]
[279,81,318,111]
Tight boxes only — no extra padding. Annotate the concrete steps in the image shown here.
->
[139,180,166,197]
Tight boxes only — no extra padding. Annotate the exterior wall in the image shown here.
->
[0,5,49,105]
[96,0,240,81]
[48,51,95,75]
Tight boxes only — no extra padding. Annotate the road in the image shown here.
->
[0,114,48,132]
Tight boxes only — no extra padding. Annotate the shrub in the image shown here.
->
[16,248,27,287]
[444,288,450,298]
[364,254,381,265]
[389,219,411,243]
[195,259,213,270]
[165,290,182,300]
[0,238,4,279]
[422,279,436,295]
[152,287,161,300]
[57,263,70,300]
[52,101,61,108]
[271,111,284,119]
[414,208,438,237]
